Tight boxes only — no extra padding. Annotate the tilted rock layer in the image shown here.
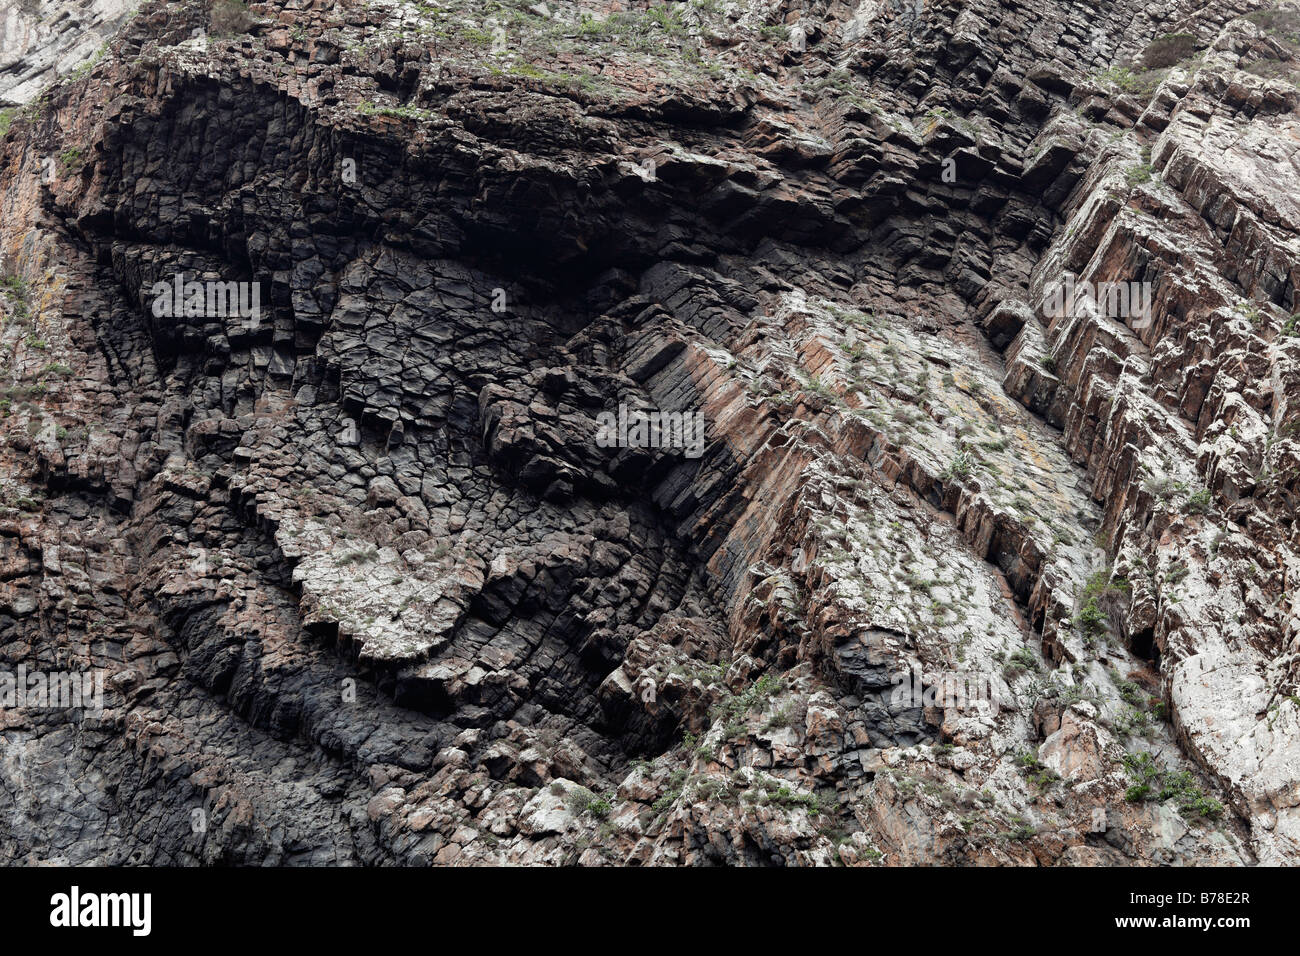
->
[0,0,134,106]
[0,0,1296,865]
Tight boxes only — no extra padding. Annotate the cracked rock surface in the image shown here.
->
[0,0,1296,865]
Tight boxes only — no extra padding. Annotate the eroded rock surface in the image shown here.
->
[0,0,1295,865]
[0,0,134,106]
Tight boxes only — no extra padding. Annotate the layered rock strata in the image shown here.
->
[0,0,1295,865]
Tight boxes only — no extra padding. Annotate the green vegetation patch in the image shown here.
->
[1122,751,1223,820]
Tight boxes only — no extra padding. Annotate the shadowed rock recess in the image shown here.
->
[0,0,1296,866]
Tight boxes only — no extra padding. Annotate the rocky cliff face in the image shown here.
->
[0,0,1296,866]
[0,0,134,106]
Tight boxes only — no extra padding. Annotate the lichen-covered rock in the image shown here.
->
[0,0,134,106]
[0,0,1293,866]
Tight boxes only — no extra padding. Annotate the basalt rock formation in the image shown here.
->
[0,0,134,106]
[0,0,1297,866]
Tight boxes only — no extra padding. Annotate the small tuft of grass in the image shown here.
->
[1139,33,1200,69]
[1126,162,1156,186]
[1122,751,1223,820]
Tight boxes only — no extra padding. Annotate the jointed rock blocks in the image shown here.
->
[0,0,1294,865]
